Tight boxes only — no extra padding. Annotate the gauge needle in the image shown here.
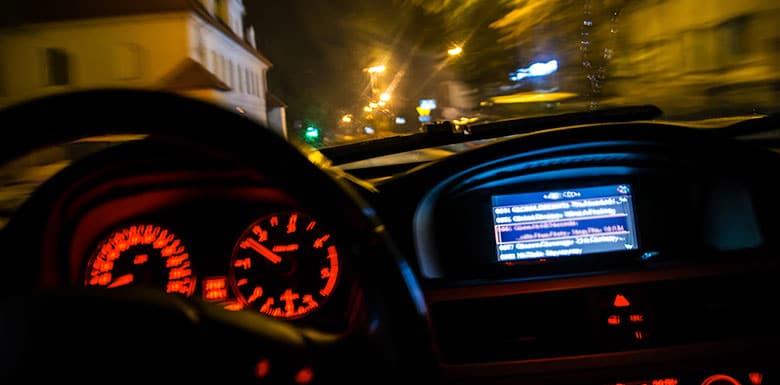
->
[107,273,134,288]
[240,238,282,264]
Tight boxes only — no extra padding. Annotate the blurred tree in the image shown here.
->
[405,0,628,107]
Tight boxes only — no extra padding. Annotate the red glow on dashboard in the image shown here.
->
[280,289,299,315]
[320,246,339,297]
[294,367,314,384]
[272,244,299,252]
[107,273,134,288]
[203,277,228,301]
[85,224,195,297]
[607,315,620,325]
[652,378,678,385]
[233,257,252,269]
[229,211,341,320]
[613,294,631,307]
[749,372,763,385]
[168,262,192,280]
[240,238,282,264]
[255,359,271,379]
[287,213,298,233]
[702,375,741,385]
[223,301,244,311]
[312,234,330,249]
[629,314,644,322]
[247,286,264,303]
[252,225,268,241]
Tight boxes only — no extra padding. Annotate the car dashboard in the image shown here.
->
[356,123,780,385]
[4,109,779,385]
[17,139,364,337]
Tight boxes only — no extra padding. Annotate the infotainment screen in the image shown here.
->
[492,184,639,262]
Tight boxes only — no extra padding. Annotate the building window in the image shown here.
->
[215,0,227,22]
[251,72,256,96]
[220,55,226,80]
[238,65,243,93]
[114,43,142,80]
[682,29,715,72]
[254,74,260,97]
[719,15,750,63]
[211,50,218,74]
[245,68,251,94]
[228,60,234,87]
[45,48,70,86]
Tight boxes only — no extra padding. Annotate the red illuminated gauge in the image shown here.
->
[84,224,196,297]
[228,211,340,319]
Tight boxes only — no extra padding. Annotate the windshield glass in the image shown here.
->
[1,1,779,149]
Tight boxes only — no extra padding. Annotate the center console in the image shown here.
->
[411,150,777,385]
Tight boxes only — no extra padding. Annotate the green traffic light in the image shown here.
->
[305,126,320,139]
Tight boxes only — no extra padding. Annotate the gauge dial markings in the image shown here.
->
[240,237,282,264]
[228,211,341,319]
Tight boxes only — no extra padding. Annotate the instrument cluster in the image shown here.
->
[72,186,354,327]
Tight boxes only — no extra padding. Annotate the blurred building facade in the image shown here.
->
[610,0,780,117]
[0,0,287,135]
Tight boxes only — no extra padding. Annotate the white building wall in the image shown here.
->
[0,7,272,126]
[268,106,287,138]
[187,14,269,125]
[0,13,190,108]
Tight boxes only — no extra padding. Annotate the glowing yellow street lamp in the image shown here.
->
[366,65,386,74]
[447,45,463,56]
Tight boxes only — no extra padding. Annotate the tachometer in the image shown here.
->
[228,211,340,319]
[84,224,196,297]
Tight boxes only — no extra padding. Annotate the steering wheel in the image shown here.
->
[0,89,436,384]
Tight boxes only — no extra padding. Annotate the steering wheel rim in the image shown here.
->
[0,89,436,384]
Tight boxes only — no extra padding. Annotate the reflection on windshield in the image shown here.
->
[0,136,145,229]
[1,1,779,149]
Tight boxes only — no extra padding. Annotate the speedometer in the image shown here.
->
[84,224,196,297]
[228,211,340,319]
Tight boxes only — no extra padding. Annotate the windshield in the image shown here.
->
[1,1,779,149]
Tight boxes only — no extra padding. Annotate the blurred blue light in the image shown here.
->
[510,59,559,81]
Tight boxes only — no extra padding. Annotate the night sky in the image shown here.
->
[245,0,453,135]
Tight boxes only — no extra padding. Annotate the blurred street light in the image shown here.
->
[365,65,388,97]
[363,106,373,112]
[366,65,387,74]
[447,45,463,56]
[379,92,391,102]
[369,102,378,108]
[341,114,353,123]
[378,101,386,107]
